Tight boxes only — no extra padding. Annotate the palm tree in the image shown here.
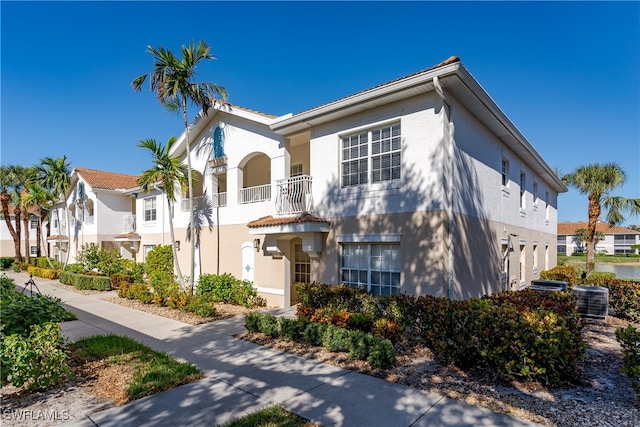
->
[137,136,191,286]
[574,227,604,253]
[563,163,640,273]
[132,40,227,293]
[31,156,72,265]
[0,165,29,263]
[21,183,54,259]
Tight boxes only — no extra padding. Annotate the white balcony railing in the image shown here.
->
[239,184,271,204]
[275,175,313,215]
[180,194,227,211]
[181,196,203,212]
[212,192,227,208]
[124,215,136,232]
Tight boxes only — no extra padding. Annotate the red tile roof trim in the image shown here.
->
[74,167,139,190]
[115,231,141,239]
[557,221,640,235]
[247,212,330,228]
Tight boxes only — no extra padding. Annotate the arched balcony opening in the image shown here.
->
[239,153,271,204]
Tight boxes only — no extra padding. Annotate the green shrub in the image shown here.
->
[76,243,102,271]
[245,312,262,333]
[197,273,264,307]
[583,278,640,322]
[1,290,76,336]
[348,330,373,360]
[259,315,280,338]
[26,265,60,279]
[146,245,174,275]
[303,322,328,346]
[150,271,180,305]
[539,265,583,286]
[118,282,152,304]
[585,272,616,284]
[366,337,396,369]
[0,322,71,390]
[111,273,134,289]
[279,317,307,342]
[64,263,84,274]
[616,325,640,399]
[322,324,351,352]
[184,298,216,317]
[0,257,14,269]
[71,273,112,291]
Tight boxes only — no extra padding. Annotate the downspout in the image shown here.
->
[433,76,455,299]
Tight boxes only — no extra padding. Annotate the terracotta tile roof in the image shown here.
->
[557,221,640,235]
[214,101,278,119]
[247,212,330,228]
[74,167,138,190]
[46,234,68,241]
[293,56,461,115]
[115,231,141,239]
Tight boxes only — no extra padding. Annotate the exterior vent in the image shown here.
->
[572,285,609,320]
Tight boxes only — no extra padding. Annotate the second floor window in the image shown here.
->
[341,123,401,187]
[30,216,38,229]
[144,197,157,222]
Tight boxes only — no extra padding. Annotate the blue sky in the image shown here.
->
[1,1,639,225]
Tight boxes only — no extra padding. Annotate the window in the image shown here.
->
[30,246,38,256]
[532,244,538,271]
[144,197,157,222]
[501,159,509,186]
[294,243,311,284]
[290,163,303,177]
[29,216,38,229]
[341,243,401,295]
[533,181,538,204]
[545,191,550,220]
[519,244,526,283]
[519,172,526,208]
[213,125,225,158]
[341,123,401,187]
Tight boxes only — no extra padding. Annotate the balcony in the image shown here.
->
[124,215,136,232]
[275,175,313,215]
[239,184,271,204]
[181,194,227,212]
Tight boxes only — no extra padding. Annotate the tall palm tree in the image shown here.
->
[132,40,228,293]
[137,136,191,286]
[31,156,72,265]
[563,163,640,273]
[0,165,29,263]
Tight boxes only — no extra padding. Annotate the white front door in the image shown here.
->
[241,242,255,282]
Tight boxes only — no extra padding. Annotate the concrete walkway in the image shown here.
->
[4,271,542,427]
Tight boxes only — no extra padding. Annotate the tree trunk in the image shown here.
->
[167,198,183,284]
[182,97,196,295]
[586,193,601,274]
[1,191,23,263]
[23,213,30,264]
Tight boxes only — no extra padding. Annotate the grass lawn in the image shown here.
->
[218,405,317,427]
[558,254,640,264]
[69,334,202,401]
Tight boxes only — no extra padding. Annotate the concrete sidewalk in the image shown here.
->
[4,271,542,427]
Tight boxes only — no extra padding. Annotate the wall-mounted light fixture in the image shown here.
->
[253,238,260,252]
[175,241,181,251]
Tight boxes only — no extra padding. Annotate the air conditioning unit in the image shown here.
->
[572,285,609,320]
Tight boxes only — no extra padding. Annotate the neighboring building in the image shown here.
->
[0,205,41,260]
[557,221,640,256]
[47,167,139,264]
[2,56,567,307]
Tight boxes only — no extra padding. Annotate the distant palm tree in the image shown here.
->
[563,163,640,273]
[137,136,191,286]
[0,165,29,263]
[574,227,604,253]
[21,183,54,259]
[132,40,228,294]
[31,156,72,265]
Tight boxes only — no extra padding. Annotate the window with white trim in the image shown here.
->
[340,243,401,295]
[144,197,156,222]
[341,123,401,187]
[294,243,311,284]
[501,158,509,187]
[30,216,38,229]
[30,245,38,256]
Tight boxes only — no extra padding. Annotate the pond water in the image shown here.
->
[594,263,640,279]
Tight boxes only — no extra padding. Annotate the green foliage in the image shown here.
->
[110,273,134,289]
[366,336,396,369]
[322,324,351,352]
[221,405,311,427]
[64,263,84,273]
[616,325,640,399]
[540,265,583,286]
[244,312,262,333]
[26,264,60,279]
[184,299,216,317]
[1,286,76,336]
[76,242,102,271]
[145,245,174,275]
[61,272,112,291]
[118,282,153,304]
[96,248,125,277]
[197,273,265,307]
[278,317,307,342]
[1,257,15,269]
[120,259,146,283]
[0,322,71,390]
[585,272,616,283]
[259,314,280,338]
[302,322,328,346]
[70,334,201,401]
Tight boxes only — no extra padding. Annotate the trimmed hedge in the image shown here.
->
[244,313,396,369]
[0,257,14,269]
[539,265,583,286]
[26,265,60,279]
[616,325,640,400]
[296,283,585,385]
[197,273,265,307]
[58,271,111,291]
